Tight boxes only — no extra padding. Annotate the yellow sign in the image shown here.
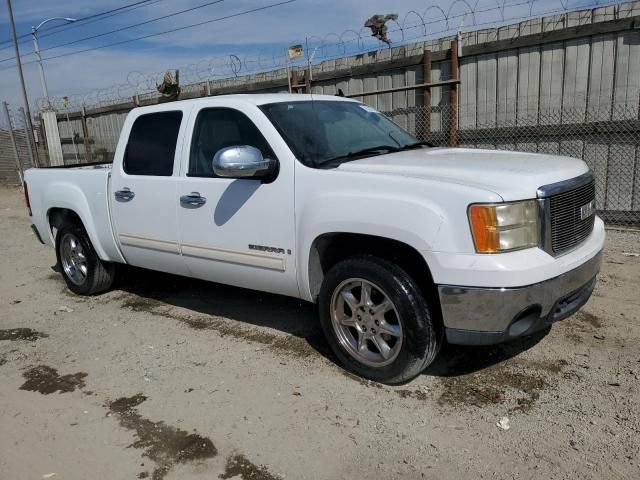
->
[287,44,304,60]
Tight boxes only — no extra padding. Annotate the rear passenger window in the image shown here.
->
[124,111,182,176]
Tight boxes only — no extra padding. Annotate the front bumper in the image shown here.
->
[438,249,602,345]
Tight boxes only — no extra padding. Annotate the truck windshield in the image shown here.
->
[260,100,429,168]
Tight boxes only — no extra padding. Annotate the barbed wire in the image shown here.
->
[38,0,632,111]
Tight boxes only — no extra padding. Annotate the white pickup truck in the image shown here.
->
[25,94,604,383]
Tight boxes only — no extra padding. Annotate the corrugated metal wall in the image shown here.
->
[49,2,640,161]
[13,1,639,220]
[308,26,640,133]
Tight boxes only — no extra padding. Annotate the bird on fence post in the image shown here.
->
[156,70,181,101]
[364,14,398,46]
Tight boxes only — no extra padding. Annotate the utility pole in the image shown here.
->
[5,0,39,166]
[32,27,50,108]
[31,17,77,109]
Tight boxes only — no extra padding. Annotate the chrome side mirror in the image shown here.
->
[212,145,273,178]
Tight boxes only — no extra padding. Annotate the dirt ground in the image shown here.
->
[1,185,639,480]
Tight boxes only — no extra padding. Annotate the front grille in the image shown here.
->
[548,179,596,254]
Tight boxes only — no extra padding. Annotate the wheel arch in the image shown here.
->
[306,232,441,320]
[48,207,82,237]
[46,205,109,261]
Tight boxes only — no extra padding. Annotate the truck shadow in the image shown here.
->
[423,328,549,377]
[114,266,333,356]
[113,266,549,378]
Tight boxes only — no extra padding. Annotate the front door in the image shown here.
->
[110,108,190,276]
[175,104,297,297]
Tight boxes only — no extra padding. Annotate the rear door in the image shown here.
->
[110,107,191,275]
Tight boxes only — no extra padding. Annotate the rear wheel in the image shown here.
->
[55,225,115,295]
[319,256,441,384]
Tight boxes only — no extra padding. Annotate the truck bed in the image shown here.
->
[38,162,112,170]
[24,165,124,263]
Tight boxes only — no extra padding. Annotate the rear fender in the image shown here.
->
[43,182,122,262]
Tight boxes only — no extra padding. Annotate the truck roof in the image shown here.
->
[133,93,357,113]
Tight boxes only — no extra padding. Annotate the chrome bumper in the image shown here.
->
[438,250,603,345]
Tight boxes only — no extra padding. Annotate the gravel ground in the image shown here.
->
[1,185,639,480]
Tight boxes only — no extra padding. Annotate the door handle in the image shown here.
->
[180,192,207,208]
[115,188,135,201]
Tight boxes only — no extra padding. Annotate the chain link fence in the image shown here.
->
[0,103,38,185]
[386,100,640,226]
[9,97,639,226]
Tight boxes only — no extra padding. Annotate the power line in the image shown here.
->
[0,0,162,49]
[0,0,226,64]
[0,0,297,71]
[38,0,166,42]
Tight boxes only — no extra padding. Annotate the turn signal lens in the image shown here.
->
[468,200,538,253]
[469,205,499,252]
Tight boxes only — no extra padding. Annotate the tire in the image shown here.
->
[55,224,115,295]
[319,256,441,384]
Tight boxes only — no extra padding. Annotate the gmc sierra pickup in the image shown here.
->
[25,94,604,384]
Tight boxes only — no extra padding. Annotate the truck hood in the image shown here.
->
[336,147,589,201]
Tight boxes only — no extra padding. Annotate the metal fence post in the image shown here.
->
[422,49,432,141]
[64,109,80,163]
[19,107,37,168]
[80,106,92,162]
[2,101,24,186]
[449,39,459,147]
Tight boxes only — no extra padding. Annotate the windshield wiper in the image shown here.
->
[322,145,400,166]
[399,140,433,150]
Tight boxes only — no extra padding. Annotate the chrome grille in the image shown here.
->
[548,179,596,254]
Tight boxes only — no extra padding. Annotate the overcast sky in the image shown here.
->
[0,0,600,114]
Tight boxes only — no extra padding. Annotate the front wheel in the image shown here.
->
[319,256,441,384]
[55,225,115,295]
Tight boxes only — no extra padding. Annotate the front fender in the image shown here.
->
[293,163,505,302]
[296,192,445,301]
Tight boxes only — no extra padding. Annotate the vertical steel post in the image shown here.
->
[285,49,292,93]
[64,110,80,163]
[19,107,37,168]
[80,106,92,163]
[422,50,432,142]
[2,102,24,186]
[32,28,51,109]
[304,68,311,93]
[449,39,459,147]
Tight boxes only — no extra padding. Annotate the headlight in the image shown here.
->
[468,200,539,253]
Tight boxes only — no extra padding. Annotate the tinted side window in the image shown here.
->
[124,111,182,176]
[189,108,274,176]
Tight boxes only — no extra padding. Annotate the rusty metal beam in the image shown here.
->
[449,39,459,147]
[345,79,459,98]
[422,50,432,141]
